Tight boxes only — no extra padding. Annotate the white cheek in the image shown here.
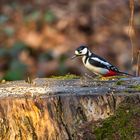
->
[82,48,87,54]
[75,50,79,55]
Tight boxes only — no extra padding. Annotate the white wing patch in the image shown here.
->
[91,57,111,66]
[82,48,88,55]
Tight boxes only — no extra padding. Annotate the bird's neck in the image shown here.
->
[82,50,92,64]
[86,50,92,57]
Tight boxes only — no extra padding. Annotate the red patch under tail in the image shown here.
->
[103,70,118,77]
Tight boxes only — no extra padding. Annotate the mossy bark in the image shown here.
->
[0,78,140,140]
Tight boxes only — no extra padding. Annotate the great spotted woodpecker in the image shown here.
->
[72,45,133,77]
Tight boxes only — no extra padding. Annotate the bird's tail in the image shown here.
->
[118,71,135,77]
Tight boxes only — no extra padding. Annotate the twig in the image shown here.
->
[136,50,140,76]
[129,0,135,64]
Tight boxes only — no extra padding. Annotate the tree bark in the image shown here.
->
[0,77,140,140]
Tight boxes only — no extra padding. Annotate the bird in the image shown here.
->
[72,45,134,77]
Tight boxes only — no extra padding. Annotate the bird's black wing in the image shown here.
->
[88,58,108,69]
[88,54,119,72]
[109,65,119,72]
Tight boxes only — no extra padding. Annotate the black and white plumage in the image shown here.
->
[72,45,133,77]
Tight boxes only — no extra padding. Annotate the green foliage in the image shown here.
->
[58,54,68,75]
[93,104,140,140]
[0,41,29,81]
[24,11,41,22]
[0,48,8,57]
[4,60,27,80]
[44,10,56,23]
[38,52,53,62]
[3,27,15,37]
[9,41,27,58]
[0,15,9,24]
[58,63,68,75]
[50,74,80,80]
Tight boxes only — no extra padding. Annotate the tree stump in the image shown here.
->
[0,77,140,140]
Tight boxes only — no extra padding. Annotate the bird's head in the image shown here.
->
[72,45,89,59]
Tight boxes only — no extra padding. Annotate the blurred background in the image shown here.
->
[0,0,140,80]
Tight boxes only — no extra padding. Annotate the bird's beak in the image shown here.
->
[71,55,77,59]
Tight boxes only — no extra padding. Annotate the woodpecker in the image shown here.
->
[72,45,133,77]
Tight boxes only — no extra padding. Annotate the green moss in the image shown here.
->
[50,74,80,80]
[128,85,140,90]
[93,103,140,140]
[116,80,124,85]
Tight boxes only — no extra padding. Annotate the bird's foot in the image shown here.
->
[84,73,94,79]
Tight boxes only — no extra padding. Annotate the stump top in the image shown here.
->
[0,77,140,98]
